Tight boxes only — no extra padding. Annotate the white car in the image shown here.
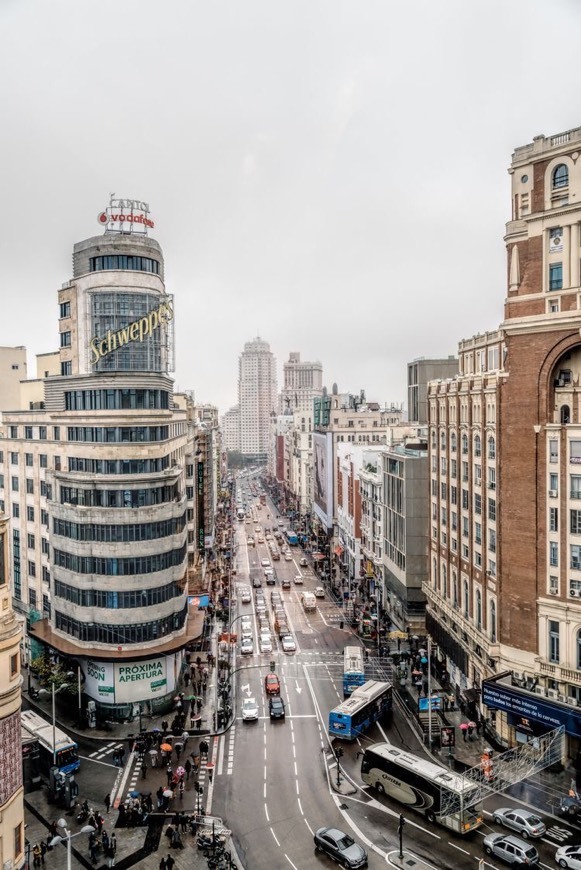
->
[241,627,253,641]
[294,575,304,585]
[241,697,259,722]
[260,636,273,653]
[241,617,252,631]
[314,587,325,598]
[555,845,581,869]
[281,635,296,653]
[285,552,292,561]
[240,638,254,655]
[261,558,271,567]
[264,566,274,576]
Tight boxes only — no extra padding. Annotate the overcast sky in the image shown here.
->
[1,0,580,414]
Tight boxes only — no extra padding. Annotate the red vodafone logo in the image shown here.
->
[97,212,108,224]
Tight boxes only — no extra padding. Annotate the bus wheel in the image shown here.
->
[426,810,436,824]
[375,782,385,795]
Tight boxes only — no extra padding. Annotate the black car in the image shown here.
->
[314,827,367,868]
[269,696,285,719]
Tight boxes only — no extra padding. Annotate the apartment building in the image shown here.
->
[427,128,581,753]
[0,201,203,720]
[238,337,278,461]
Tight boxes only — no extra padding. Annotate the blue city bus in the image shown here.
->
[284,529,298,546]
[343,645,366,696]
[329,680,393,741]
[21,709,80,775]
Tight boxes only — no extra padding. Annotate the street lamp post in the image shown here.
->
[51,683,70,765]
[50,820,95,870]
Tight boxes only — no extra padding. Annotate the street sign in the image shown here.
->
[440,726,455,747]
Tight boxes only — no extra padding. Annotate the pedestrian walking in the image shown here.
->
[107,832,117,868]
[166,764,173,786]
[39,842,47,865]
[89,833,98,864]
[159,859,167,870]
[166,856,175,870]
[179,779,185,799]
[460,722,469,741]
[185,758,192,780]
[476,718,482,736]
[32,843,42,867]
[104,793,111,813]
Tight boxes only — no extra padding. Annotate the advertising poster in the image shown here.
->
[313,432,333,528]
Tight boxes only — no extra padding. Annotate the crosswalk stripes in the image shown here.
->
[226,725,235,775]
[89,741,124,761]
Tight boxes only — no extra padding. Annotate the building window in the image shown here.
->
[474,435,481,457]
[463,580,469,618]
[28,560,36,577]
[9,426,17,438]
[27,506,34,522]
[488,436,496,460]
[490,600,496,642]
[488,498,496,521]
[550,541,559,567]
[550,507,559,532]
[60,331,71,348]
[488,529,496,553]
[549,439,558,463]
[474,493,482,515]
[571,544,581,569]
[461,434,468,454]
[10,653,18,677]
[10,453,18,465]
[549,619,560,663]
[553,164,569,189]
[60,300,71,318]
[550,575,559,594]
[14,823,23,861]
[571,475,581,499]
[476,590,482,630]
[26,479,34,494]
[12,503,19,518]
[475,522,482,545]
[24,426,33,439]
[450,433,457,453]
[39,426,47,440]
[549,263,563,291]
[61,361,72,376]
[577,630,581,670]
[11,476,18,492]
[27,533,35,549]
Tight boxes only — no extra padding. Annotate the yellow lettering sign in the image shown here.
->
[90,299,174,364]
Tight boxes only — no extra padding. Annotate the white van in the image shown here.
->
[301,591,316,612]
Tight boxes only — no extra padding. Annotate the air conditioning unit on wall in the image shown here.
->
[549,489,558,497]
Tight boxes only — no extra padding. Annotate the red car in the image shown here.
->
[265,673,280,695]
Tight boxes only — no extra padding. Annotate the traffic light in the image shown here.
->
[397,814,405,834]
[335,746,344,760]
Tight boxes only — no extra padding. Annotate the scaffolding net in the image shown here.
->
[439,725,565,818]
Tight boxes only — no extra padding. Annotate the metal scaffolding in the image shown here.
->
[439,725,565,818]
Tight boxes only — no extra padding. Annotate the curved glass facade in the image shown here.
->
[65,388,170,411]
[67,426,170,443]
[55,605,187,644]
[53,543,187,575]
[54,580,183,608]
[91,292,168,373]
[90,255,160,274]
[59,483,180,508]
[67,456,171,474]
[52,514,186,542]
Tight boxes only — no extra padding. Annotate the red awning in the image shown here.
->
[312,552,327,561]
[334,545,344,557]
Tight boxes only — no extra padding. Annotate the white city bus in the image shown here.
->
[361,742,483,834]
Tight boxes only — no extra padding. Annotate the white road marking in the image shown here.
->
[449,842,470,854]
[112,751,135,808]
[284,854,300,869]
[270,828,280,847]
[78,755,117,768]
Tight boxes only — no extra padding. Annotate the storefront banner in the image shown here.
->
[483,681,581,738]
[85,660,115,698]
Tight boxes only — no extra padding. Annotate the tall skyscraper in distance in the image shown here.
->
[280,352,323,414]
[238,336,277,460]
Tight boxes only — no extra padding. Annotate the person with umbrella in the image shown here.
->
[460,722,469,742]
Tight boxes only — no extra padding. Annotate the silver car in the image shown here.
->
[492,807,546,838]
[241,697,259,721]
[482,833,539,866]
[555,845,581,869]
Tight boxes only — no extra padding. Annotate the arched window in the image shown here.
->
[476,590,482,630]
[451,432,457,453]
[463,580,469,618]
[490,600,497,643]
[452,571,458,607]
[440,430,446,450]
[442,564,447,598]
[431,430,437,449]
[462,433,468,455]
[561,405,571,425]
[488,436,496,460]
[553,164,569,189]
[474,435,481,457]
[433,557,438,590]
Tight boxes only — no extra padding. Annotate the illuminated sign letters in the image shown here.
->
[97,194,154,234]
[90,298,174,364]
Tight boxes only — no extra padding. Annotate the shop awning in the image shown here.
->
[312,552,327,561]
[334,545,344,557]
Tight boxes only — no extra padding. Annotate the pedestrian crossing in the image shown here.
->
[89,741,124,762]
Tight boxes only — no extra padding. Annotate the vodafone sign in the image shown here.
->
[98,194,154,235]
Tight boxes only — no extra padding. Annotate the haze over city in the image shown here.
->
[1,0,581,412]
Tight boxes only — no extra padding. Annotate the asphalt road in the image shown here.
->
[213,484,581,869]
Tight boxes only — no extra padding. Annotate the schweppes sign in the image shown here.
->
[90,298,174,364]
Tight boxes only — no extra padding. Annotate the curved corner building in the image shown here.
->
[10,201,200,719]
